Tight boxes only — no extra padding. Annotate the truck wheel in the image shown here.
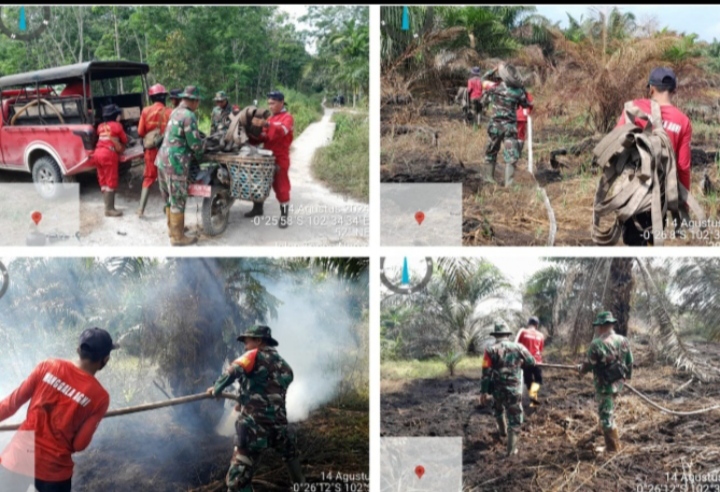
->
[201,186,234,236]
[118,162,132,177]
[32,156,64,200]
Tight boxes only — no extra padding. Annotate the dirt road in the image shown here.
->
[0,106,368,247]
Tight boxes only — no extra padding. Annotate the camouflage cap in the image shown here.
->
[498,63,523,88]
[593,311,618,326]
[236,325,279,347]
[490,321,512,336]
[214,90,228,102]
[179,85,202,100]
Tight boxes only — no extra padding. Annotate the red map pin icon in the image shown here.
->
[31,211,42,225]
[415,465,425,479]
[414,211,425,225]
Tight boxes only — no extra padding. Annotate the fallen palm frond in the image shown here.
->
[636,258,719,382]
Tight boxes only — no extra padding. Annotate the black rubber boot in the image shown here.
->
[279,203,289,229]
[137,187,150,217]
[244,201,264,218]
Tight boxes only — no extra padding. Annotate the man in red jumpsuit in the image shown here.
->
[247,91,295,229]
[94,104,128,217]
[137,83,173,217]
[516,91,534,155]
[467,67,483,125]
[0,327,116,492]
[515,316,545,406]
[614,67,692,246]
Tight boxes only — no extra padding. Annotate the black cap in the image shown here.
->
[267,90,285,102]
[648,67,677,92]
[79,327,119,358]
[528,316,540,327]
[101,104,122,120]
[169,89,182,99]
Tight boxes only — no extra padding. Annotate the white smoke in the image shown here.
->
[260,276,360,423]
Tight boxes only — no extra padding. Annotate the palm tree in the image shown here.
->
[526,258,720,382]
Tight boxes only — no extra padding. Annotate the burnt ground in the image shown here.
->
[73,406,368,492]
[381,344,720,491]
[381,103,720,246]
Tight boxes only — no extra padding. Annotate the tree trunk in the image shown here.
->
[610,258,634,336]
[113,7,123,93]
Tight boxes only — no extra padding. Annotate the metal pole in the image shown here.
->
[0,391,237,432]
[527,114,533,174]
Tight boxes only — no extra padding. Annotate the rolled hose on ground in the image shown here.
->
[0,391,237,432]
[539,363,720,416]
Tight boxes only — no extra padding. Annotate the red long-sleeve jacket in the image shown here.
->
[138,102,172,138]
[0,359,109,481]
[616,98,692,191]
[261,109,294,168]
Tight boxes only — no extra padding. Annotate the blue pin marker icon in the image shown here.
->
[19,7,27,32]
[401,257,410,287]
[401,6,409,31]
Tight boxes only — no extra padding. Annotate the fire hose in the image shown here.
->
[539,363,720,416]
[0,391,237,432]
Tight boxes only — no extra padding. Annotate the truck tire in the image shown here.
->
[32,155,64,200]
[201,186,233,236]
[118,162,132,177]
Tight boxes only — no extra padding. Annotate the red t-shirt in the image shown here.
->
[517,328,544,363]
[96,121,128,152]
[467,77,483,100]
[616,98,692,190]
[0,359,109,481]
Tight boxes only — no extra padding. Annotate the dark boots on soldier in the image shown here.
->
[169,212,197,246]
[496,416,507,438]
[504,162,516,187]
[279,203,289,229]
[485,163,497,184]
[244,201,264,218]
[506,429,519,457]
[603,427,620,453]
[286,457,305,483]
[137,187,150,217]
[104,191,123,217]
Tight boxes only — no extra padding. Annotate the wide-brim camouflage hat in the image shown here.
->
[498,63,523,88]
[593,311,618,326]
[179,85,203,100]
[490,322,512,336]
[236,325,279,347]
[214,90,228,102]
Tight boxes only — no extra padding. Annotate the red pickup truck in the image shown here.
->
[0,61,149,198]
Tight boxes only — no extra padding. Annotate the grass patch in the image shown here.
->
[312,112,369,201]
[381,356,485,381]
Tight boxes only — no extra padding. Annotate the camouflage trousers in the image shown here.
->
[596,392,618,430]
[157,163,189,213]
[493,386,524,430]
[485,120,521,166]
[227,415,298,492]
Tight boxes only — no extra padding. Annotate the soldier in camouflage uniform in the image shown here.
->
[480,63,532,186]
[480,321,536,457]
[207,325,305,492]
[211,91,233,135]
[578,311,633,454]
[155,85,204,246]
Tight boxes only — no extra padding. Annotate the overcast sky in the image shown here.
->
[535,5,720,42]
[278,5,315,53]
